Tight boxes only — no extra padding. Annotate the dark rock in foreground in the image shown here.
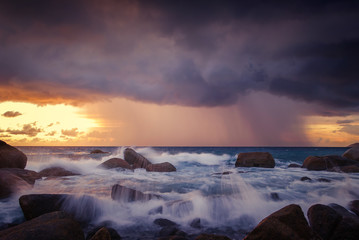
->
[19,194,68,220]
[244,204,319,240]
[302,155,359,171]
[124,148,152,169]
[195,233,231,240]
[98,158,132,170]
[39,166,80,177]
[111,184,160,202]
[308,203,359,240]
[146,162,176,172]
[86,226,122,240]
[0,211,84,240]
[349,200,359,216]
[0,140,27,169]
[235,152,275,168]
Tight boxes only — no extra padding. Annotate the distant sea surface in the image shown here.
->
[1,146,358,239]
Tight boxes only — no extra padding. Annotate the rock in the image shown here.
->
[86,226,121,240]
[243,204,318,240]
[88,227,111,240]
[317,178,331,182]
[307,204,342,240]
[0,140,27,169]
[190,218,201,229]
[343,148,359,161]
[159,226,181,237]
[0,211,84,240]
[98,158,132,170]
[0,170,31,199]
[300,176,312,182]
[111,184,160,202]
[288,163,301,168]
[154,218,177,227]
[302,155,358,171]
[0,168,40,185]
[270,192,281,201]
[328,203,359,240]
[195,233,231,240]
[347,143,359,148]
[337,165,359,173]
[90,149,108,154]
[235,152,275,168]
[349,200,359,216]
[124,148,152,169]
[211,171,233,176]
[39,166,80,177]
[146,162,176,172]
[19,194,68,220]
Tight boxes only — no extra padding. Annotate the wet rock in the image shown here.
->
[124,148,152,169]
[88,227,111,240]
[98,158,132,170]
[190,218,202,229]
[1,168,40,185]
[154,218,177,227]
[337,165,359,173]
[270,192,281,201]
[146,162,176,172]
[342,147,359,162]
[243,204,318,240]
[0,169,32,199]
[39,166,80,177]
[86,227,121,240]
[300,176,312,182]
[90,149,108,154]
[288,163,301,168]
[235,152,275,168]
[0,140,27,169]
[328,203,359,240]
[19,194,68,220]
[195,233,231,240]
[111,184,160,202]
[307,204,342,240]
[302,155,357,171]
[348,200,359,216]
[317,178,331,182]
[159,226,186,238]
[0,211,84,240]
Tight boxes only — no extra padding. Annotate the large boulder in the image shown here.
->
[111,184,160,202]
[0,140,27,169]
[0,170,31,199]
[343,148,359,162]
[124,148,152,169]
[98,158,132,170]
[146,162,176,172]
[19,194,68,220]
[349,200,359,216]
[243,204,319,240]
[235,152,275,168]
[308,203,359,240]
[195,234,231,240]
[302,155,358,171]
[0,211,84,240]
[0,168,40,185]
[39,166,80,177]
[86,226,121,240]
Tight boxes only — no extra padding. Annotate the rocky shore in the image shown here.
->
[1,140,359,239]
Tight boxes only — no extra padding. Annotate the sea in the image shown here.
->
[1,146,358,239]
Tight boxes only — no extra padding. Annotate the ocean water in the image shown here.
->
[1,146,358,239]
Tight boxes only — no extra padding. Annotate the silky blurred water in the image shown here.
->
[1,146,358,239]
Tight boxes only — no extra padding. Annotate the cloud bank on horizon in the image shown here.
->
[0,0,358,115]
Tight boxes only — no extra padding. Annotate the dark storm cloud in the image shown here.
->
[0,0,358,113]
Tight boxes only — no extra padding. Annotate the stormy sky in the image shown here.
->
[0,0,358,146]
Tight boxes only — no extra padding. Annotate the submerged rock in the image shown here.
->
[124,148,152,169]
[300,176,312,182]
[90,149,108,154]
[270,192,281,201]
[244,204,318,240]
[190,218,202,229]
[343,147,359,161]
[0,211,84,240]
[146,162,176,172]
[154,218,177,227]
[98,158,132,170]
[288,163,301,168]
[235,152,275,168]
[302,155,358,171]
[111,184,160,202]
[0,140,27,169]
[19,194,68,220]
[39,166,80,177]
